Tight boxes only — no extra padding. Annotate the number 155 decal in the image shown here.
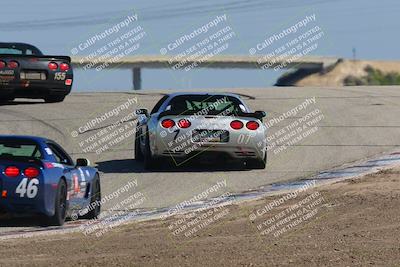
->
[16,178,39,198]
[54,72,66,81]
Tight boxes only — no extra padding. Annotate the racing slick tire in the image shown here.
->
[143,131,161,170]
[134,126,144,161]
[245,153,267,169]
[44,95,65,103]
[83,175,101,220]
[47,179,68,226]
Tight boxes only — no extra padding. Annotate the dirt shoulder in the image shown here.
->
[1,168,400,267]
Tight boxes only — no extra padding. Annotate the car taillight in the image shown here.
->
[24,167,40,178]
[48,62,58,70]
[246,121,259,130]
[0,61,6,69]
[60,63,70,71]
[7,61,19,69]
[177,119,191,128]
[230,120,243,130]
[161,119,175,128]
[4,166,20,177]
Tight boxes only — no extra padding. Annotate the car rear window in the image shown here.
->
[0,44,42,55]
[0,48,23,54]
[167,95,246,115]
[0,141,42,159]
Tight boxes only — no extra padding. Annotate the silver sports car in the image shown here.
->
[134,92,267,170]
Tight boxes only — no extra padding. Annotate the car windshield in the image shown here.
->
[166,95,247,116]
[0,140,42,159]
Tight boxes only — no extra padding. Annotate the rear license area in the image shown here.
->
[20,71,46,80]
[192,129,229,143]
[0,69,16,81]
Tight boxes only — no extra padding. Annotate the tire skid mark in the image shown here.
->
[0,107,66,139]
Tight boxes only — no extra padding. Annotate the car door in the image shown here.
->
[46,142,86,202]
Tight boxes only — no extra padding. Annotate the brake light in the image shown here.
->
[7,61,19,69]
[24,167,40,178]
[246,121,259,130]
[161,119,175,128]
[0,61,6,69]
[4,166,20,177]
[48,62,58,70]
[177,119,191,128]
[60,63,70,71]
[230,120,243,130]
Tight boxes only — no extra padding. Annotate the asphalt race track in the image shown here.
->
[1,86,400,234]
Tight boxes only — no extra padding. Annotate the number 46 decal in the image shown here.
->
[16,178,39,198]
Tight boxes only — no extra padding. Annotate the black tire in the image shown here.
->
[44,95,65,103]
[84,176,101,220]
[47,179,68,226]
[134,125,144,161]
[246,153,267,169]
[143,131,160,170]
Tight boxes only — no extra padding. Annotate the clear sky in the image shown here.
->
[2,0,399,91]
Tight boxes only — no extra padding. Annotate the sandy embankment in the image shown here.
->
[279,59,400,87]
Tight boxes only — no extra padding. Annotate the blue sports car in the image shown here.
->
[0,135,101,226]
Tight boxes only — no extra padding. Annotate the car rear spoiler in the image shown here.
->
[236,111,267,120]
[158,110,266,120]
[0,54,71,62]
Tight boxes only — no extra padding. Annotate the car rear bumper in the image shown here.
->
[152,128,267,161]
[0,177,54,217]
[0,196,52,216]
[158,143,264,159]
[0,199,48,216]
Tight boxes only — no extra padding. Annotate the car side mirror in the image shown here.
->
[76,158,90,167]
[255,111,267,119]
[135,109,149,117]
